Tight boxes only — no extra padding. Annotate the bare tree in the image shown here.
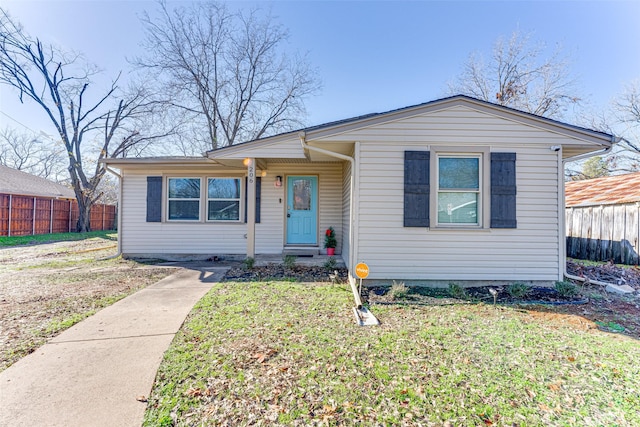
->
[449,31,580,119]
[614,80,640,151]
[0,8,164,231]
[135,0,320,151]
[0,126,66,180]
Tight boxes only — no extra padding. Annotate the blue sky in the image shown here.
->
[1,0,639,138]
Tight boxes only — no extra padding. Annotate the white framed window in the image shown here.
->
[207,178,241,221]
[167,177,201,221]
[436,154,482,226]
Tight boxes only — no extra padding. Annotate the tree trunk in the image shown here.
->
[75,195,92,232]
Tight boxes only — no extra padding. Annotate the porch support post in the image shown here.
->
[246,158,256,258]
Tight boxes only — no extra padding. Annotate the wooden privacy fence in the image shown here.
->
[0,193,116,236]
[566,203,640,265]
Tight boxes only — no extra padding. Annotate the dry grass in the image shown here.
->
[0,236,173,371]
[144,281,640,426]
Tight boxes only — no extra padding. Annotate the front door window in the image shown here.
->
[292,179,311,211]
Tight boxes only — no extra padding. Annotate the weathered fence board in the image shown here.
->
[601,205,614,261]
[567,203,640,265]
[0,193,116,237]
[625,205,639,264]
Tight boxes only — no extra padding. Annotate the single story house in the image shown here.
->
[104,95,617,285]
[566,172,640,264]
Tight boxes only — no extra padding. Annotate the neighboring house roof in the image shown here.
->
[206,94,617,160]
[565,172,640,207]
[0,165,75,199]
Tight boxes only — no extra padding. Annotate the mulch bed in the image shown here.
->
[224,265,349,283]
[367,285,588,306]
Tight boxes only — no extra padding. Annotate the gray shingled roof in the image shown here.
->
[0,165,75,199]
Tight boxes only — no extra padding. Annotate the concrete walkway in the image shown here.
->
[0,265,228,427]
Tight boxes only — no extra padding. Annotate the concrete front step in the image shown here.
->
[283,247,320,257]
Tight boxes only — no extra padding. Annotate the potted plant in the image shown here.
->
[324,227,337,255]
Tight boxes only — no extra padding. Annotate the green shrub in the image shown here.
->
[388,281,409,300]
[555,280,579,297]
[242,257,255,270]
[448,282,467,299]
[283,255,297,269]
[323,256,337,270]
[506,282,531,298]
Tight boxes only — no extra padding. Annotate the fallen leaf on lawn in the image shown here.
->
[567,356,576,362]
[185,387,203,397]
[548,382,561,392]
[322,404,337,414]
[477,413,493,425]
[538,403,551,412]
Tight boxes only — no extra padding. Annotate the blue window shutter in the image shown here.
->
[244,177,261,223]
[404,151,430,227]
[490,153,517,228]
[146,176,162,222]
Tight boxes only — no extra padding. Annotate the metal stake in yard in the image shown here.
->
[350,262,379,326]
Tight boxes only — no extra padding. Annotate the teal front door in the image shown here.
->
[286,176,318,244]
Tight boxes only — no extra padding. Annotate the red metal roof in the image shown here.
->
[565,172,640,207]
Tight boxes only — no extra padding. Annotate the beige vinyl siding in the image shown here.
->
[333,106,562,282]
[120,163,344,257]
[321,106,587,146]
[120,171,247,256]
[214,139,306,159]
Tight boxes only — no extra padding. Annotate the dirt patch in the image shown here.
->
[0,238,174,371]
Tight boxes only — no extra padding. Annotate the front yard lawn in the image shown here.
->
[144,281,640,426]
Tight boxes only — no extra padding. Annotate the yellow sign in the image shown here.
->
[354,262,369,279]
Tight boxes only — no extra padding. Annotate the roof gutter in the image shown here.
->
[562,135,621,163]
